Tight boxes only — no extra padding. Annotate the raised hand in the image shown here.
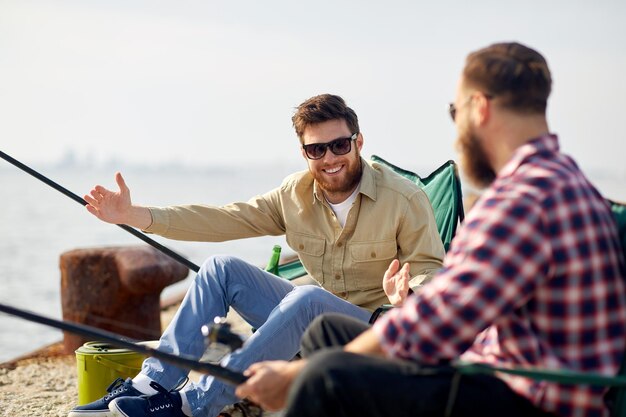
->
[382,259,411,306]
[84,172,151,229]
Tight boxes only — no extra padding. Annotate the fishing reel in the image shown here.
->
[201,318,264,417]
[201,316,245,353]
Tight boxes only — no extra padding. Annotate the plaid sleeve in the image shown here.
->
[373,193,551,362]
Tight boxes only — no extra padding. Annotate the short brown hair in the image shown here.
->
[463,42,552,114]
[292,94,360,143]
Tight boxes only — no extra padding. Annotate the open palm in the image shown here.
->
[382,259,411,307]
[84,172,132,224]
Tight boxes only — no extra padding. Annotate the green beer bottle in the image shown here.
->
[265,245,282,276]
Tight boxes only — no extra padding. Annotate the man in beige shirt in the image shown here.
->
[69,94,445,417]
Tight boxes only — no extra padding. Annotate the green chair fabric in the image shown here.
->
[611,200,626,260]
[371,155,465,252]
[455,200,626,416]
[265,156,465,280]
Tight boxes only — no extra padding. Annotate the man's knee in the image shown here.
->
[286,285,328,303]
[279,287,351,325]
[301,313,369,356]
[301,313,341,354]
[197,255,247,287]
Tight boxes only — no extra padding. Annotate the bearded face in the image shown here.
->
[456,123,496,189]
[311,145,363,196]
[302,119,364,203]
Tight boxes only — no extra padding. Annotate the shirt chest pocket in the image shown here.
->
[348,240,398,290]
[350,240,397,262]
[286,232,326,282]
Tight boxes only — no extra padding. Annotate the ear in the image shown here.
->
[300,146,308,161]
[472,93,491,127]
[356,133,364,152]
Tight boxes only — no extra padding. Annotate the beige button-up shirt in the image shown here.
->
[146,159,445,311]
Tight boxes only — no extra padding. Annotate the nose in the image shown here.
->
[320,148,340,164]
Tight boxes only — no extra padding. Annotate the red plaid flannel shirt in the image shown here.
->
[374,134,626,417]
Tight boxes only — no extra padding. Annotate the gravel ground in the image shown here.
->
[0,349,77,417]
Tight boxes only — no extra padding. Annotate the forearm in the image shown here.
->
[145,202,285,241]
[344,328,384,356]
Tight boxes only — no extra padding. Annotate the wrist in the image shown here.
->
[127,206,152,230]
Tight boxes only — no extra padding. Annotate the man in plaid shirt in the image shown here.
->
[236,42,626,417]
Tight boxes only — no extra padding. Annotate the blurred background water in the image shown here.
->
[0,159,624,363]
[0,162,296,363]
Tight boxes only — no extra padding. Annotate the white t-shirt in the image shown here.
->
[327,185,360,228]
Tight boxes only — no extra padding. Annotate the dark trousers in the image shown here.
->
[284,313,559,417]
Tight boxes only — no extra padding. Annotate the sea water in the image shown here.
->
[0,162,624,363]
[0,163,295,363]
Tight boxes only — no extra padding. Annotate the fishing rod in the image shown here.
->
[0,150,200,273]
[0,302,247,385]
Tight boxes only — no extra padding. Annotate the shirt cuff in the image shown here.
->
[143,207,168,234]
[409,273,433,292]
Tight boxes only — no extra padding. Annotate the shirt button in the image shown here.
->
[299,244,304,250]
[339,292,347,298]
[370,252,376,258]
[337,242,343,248]
[335,274,341,280]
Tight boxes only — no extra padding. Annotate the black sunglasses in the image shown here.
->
[302,133,358,160]
[448,94,493,122]
[448,102,459,122]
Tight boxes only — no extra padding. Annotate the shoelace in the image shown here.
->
[103,378,129,400]
[103,375,188,403]
[145,381,182,413]
[171,376,189,392]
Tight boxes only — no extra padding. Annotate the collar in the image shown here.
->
[497,133,559,179]
[312,157,375,204]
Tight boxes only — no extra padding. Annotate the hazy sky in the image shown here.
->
[1,0,625,177]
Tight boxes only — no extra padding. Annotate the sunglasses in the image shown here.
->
[448,102,459,122]
[448,94,493,122]
[302,133,358,160]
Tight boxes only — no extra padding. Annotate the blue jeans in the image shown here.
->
[140,255,372,417]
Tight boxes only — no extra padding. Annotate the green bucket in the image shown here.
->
[75,341,152,405]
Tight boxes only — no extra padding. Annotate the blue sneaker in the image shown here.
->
[68,377,143,417]
[108,381,186,417]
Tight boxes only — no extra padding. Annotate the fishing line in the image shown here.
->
[0,302,247,385]
[0,150,200,273]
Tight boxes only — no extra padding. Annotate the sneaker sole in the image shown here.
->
[68,411,114,417]
[108,400,129,417]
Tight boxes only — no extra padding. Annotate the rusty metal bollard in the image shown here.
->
[60,246,189,353]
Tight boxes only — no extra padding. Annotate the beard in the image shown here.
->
[456,126,496,189]
[313,149,363,196]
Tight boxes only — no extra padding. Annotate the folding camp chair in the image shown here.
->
[264,156,465,319]
[454,200,626,417]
